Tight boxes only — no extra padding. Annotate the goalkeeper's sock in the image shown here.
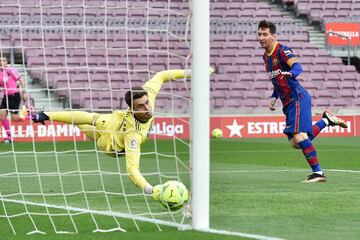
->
[298,139,322,174]
[310,118,328,141]
[47,111,98,125]
[2,119,12,140]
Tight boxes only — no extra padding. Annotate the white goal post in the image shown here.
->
[191,0,210,231]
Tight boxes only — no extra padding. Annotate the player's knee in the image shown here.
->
[289,138,300,149]
[0,111,7,120]
[293,132,308,143]
[91,113,101,125]
[11,114,21,121]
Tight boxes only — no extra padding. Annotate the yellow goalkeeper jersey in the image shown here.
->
[94,69,189,190]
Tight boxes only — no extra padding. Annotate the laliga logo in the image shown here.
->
[150,121,184,136]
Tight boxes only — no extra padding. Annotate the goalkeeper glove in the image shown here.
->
[184,67,215,77]
[152,184,162,201]
[209,67,215,75]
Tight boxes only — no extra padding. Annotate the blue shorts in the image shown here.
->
[282,91,313,140]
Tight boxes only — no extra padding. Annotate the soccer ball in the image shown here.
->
[159,180,189,210]
[212,128,223,138]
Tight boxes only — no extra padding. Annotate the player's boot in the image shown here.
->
[322,111,348,128]
[2,138,12,144]
[32,111,50,124]
[302,173,326,183]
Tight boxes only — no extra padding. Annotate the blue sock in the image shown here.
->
[298,139,322,173]
[309,119,327,141]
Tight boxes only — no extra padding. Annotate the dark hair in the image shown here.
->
[258,20,276,34]
[125,86,148,108]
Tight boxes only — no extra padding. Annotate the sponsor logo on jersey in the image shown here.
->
[268,69,282,79]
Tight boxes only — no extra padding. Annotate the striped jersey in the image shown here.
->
[263,42,306,106]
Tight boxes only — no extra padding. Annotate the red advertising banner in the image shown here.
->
[211,115,356,138]
[325,22,360,46]
[149,117,189,140]
[1,115,359,142]
[0,121,87,142]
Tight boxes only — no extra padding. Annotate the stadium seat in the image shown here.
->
[330,98,349,107]
[13,0,360,110]
[312,98,331,107]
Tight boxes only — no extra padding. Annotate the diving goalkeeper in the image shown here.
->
[31,69,212,199]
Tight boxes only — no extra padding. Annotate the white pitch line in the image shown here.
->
[0,168,359,179]
[210,169,360,174]
[0,197,286,240]
[0,197,190,229]
[1,147,360,157]
[324,169,360,173]
[203,228,286,240]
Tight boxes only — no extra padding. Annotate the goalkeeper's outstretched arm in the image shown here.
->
[143,68,214,103]
[142,69,191,103]
[123,132,160,197]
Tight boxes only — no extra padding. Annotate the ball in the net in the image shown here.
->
[159,180,189,210]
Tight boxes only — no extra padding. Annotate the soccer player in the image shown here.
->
[31,68,212,199]
[0,57,29,143]
[258,20,348,183]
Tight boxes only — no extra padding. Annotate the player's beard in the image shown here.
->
[134,111,153,123]
[144,112,152,119]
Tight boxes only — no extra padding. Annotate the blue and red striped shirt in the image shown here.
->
[263,43,306,106]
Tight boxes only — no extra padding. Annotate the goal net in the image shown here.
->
[0,0,192,234]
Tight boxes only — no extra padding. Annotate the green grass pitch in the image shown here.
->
[0,137,359,240]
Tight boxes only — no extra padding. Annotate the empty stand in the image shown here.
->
[292,0,360,24]
[1,0,359,110]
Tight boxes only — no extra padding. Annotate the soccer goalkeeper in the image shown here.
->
[31,68,212,199]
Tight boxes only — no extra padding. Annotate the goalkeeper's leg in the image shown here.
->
[47,111,99,125]
[32,111,102,140]
[76,113,113,141]
[32,111,99,125]
[77,124,98,141]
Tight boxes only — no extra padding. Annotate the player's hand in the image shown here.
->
[209,67,215,75]
[185,67,214,77]
[152,184,162,201]
[269,97,277,111]
[280,71,292,77]
[25,104,35,116]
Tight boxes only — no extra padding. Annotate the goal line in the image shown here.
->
[0,197,285,240]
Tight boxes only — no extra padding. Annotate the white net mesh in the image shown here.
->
[0,0,191,234]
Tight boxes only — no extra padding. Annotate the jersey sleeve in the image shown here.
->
[124,131,151,190]
[7,67,21,81]
[280,46,298,68]
[142,69,189,105]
